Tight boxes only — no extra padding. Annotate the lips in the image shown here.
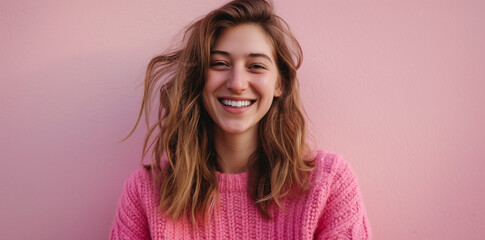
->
[218,97,256,108]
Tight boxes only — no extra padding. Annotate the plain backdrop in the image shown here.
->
[1,0,484,239]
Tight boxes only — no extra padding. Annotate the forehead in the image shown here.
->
[212,24,275,58]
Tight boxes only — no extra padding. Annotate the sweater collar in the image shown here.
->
[216,170,249,193]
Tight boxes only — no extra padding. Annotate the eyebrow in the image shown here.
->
[210,50,273,63]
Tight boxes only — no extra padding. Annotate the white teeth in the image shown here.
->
[221,99,252,108]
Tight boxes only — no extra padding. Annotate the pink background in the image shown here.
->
[1,0,484,239]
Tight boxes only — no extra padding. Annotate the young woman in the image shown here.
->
[111,0,370,239]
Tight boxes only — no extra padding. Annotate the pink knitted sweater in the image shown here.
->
[110,150,370,239]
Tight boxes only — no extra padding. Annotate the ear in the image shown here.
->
[274,77,283,97]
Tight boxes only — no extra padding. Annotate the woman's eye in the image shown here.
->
[249,64,266,70]
[210,61,228,67]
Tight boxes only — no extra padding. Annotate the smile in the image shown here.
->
[218,98,255,108]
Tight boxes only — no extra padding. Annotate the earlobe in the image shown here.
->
[274,78,283,97]
[274,87,282,97]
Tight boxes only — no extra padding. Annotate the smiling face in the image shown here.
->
[202,24,281,136]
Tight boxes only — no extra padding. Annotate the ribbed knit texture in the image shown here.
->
[110,150,371,239]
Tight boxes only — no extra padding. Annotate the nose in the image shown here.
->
[226,65,248,93]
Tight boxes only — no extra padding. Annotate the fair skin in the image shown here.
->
[202,24,282,173]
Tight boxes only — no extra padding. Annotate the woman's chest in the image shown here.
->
[147,192,322,240]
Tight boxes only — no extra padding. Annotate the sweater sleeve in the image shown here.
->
[315,154,371,240]
[110,169,151,240]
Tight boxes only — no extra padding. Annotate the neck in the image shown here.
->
[214,126,258,174]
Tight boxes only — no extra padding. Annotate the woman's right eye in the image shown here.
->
[210,61,229,67]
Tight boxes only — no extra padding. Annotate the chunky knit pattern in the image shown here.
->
[110,150,371,239]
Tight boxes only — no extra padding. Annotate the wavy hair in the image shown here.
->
[126,0,314,224]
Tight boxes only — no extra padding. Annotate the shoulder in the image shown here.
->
[309,150,361,196]
[310,150,371,238]
[118,167,155,208]
[312,150,354,180]
[125,167,152,189]
[123,155,170,200]
[111,168,154,239]
[313,150,346,171]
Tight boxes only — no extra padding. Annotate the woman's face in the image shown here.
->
[203,24,281,136]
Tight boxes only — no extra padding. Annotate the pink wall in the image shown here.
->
[1,0,484,239]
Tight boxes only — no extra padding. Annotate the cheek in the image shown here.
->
[257,76,279,97]
[204,71,223,94]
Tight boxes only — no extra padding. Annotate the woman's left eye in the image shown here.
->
[249,64,266,70]
[211,61,228,67]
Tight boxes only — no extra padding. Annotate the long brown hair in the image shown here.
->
[126,0,313,224]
